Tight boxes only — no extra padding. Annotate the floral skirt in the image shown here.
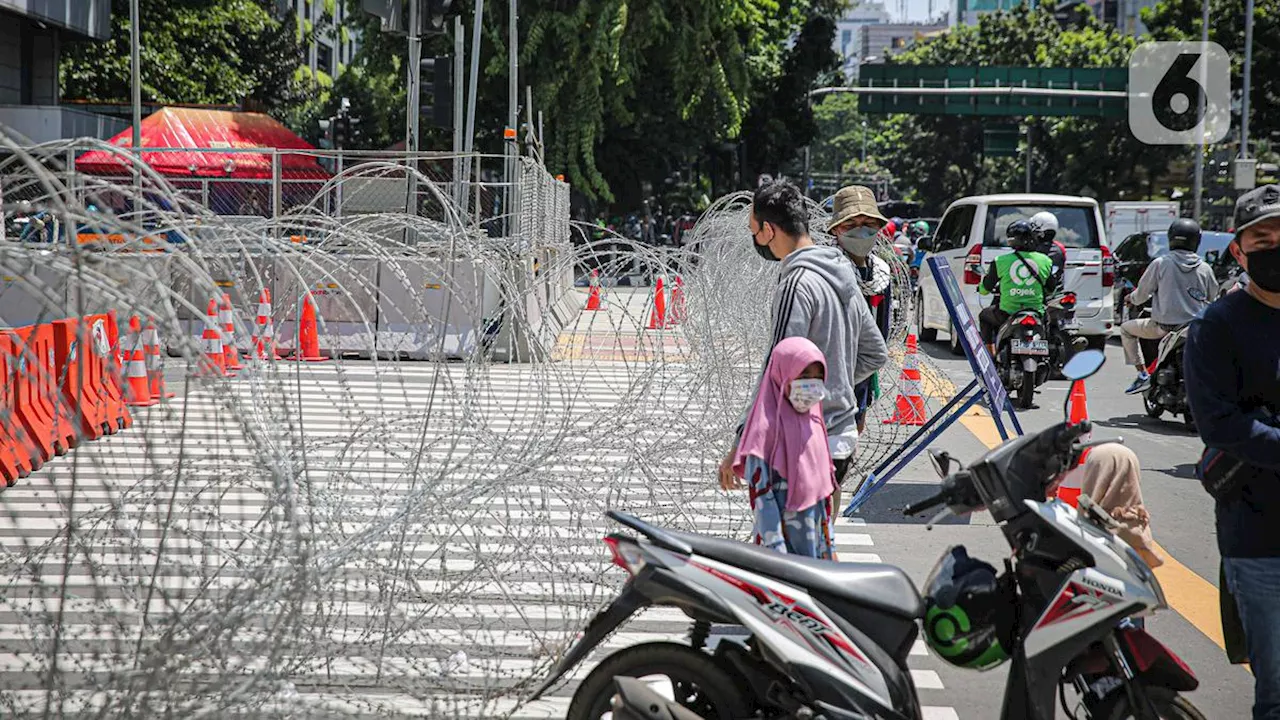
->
[744,455,833,560]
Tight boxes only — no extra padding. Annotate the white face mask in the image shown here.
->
[839,226,879,257]
[788,378,827,413]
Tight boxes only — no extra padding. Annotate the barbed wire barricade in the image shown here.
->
[0,134,950,718]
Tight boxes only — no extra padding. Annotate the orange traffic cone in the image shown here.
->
[1055,381,1092,508]
[585,269,604,311]
[220,293,244,371]
[251,288,278,360]
[123,316,157,407]
[646,277,667,330]
[200,298,229,377]
[294,292,328,362]
[144,316,174,399]
[883,334,928,426]
[670,275,687,324]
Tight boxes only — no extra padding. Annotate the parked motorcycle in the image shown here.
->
[533,350,1203,720]
[1142,324,1194,430]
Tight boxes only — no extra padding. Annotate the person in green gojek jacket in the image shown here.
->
[977,219,1057,357]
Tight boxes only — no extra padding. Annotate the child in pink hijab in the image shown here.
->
[733,337,838,559]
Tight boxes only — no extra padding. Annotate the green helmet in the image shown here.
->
[912,220,930,235]
[922,546,1013,670]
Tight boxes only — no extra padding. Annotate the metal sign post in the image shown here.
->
[844,257,1023,515]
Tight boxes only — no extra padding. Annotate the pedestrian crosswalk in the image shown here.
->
[0,353,960,719]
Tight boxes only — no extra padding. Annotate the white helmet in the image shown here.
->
[1027,211,1059,243]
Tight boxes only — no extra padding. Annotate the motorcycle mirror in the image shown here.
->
[1061,349,1105,382]
[917,236,934,252]
[928,449,952,478]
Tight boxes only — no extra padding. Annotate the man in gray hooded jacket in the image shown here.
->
[1121,217,1219,394]
[719,181,890,514]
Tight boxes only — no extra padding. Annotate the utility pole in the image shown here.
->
[405,0,423,154]
[861,121,867,164]
[453,15,466,214]
[506,0,518,238]
[462,0,484,198]
[1241,0,1255,161]
[129,0,141,150]
[1025,124,1033,193]
[1191,0,1210,221]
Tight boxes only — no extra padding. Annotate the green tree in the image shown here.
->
[61,0,311,115]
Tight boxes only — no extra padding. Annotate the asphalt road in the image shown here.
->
[849,332,1256,719]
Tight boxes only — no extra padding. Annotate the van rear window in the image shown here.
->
[983,206,1101,249]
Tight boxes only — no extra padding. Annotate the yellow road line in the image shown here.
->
[925,364,1232,654]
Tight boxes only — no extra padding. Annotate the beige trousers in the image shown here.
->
[1119,317,1170,367]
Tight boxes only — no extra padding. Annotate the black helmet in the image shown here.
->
[1006,219,1036,252]
[1167,218,1201,252]
[922,546,1014,670]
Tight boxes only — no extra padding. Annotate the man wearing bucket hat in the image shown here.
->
[828,187,894,444]
[1185,184,1280,720]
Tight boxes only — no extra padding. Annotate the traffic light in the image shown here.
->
[420,55,453,129]
[422,0,458,34]
[333,114,351,148]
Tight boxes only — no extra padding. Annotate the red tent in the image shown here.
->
[76,107,329,180]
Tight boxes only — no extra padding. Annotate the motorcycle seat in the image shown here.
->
[665,529,924,620]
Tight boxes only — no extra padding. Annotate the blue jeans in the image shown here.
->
[1224,557,1280,720]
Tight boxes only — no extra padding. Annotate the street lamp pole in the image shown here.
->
[1241,0,1255,161]
[1191,0,1210,222]
[861,121,867,165]
[129,0,141,150]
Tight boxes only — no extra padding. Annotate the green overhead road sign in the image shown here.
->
[849,65,1128,118]
[983,127,1021,157]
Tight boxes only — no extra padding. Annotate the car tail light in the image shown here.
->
[963,244,984,285]
[603,536,645,576]
[1019,315,1038,327]
[1101,245,1115,288]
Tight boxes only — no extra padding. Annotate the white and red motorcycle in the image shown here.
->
[533,350,1204,720]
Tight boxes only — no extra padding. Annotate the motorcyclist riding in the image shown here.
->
[1027,211,1088,356]
[1120,218,1218,394]
[978,220,1057,357]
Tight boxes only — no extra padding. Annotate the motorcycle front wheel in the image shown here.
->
[566,642,754,720]
[1096,686,1207,720]
[1143,393,1163,419]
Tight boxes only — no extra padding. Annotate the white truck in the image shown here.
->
[1103,201,1179,244]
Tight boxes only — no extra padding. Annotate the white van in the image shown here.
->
[915,194,1115,355]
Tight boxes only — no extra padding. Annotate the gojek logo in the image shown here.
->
[1008,260,1039,297]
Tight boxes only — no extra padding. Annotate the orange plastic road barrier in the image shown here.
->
[670,275,687,324]
[7,324,78,466]
[293,292,328,362]
[51,318,104,443]
[585,270,603,311]
[883,334,929,426]
[144,317,174,399]
[0,333,34,485]
[251,288,278,360]
[98,313,132,433]
[220,294,244,371]
[123,316,157,408]
[1056,381,1092,508]
[645,277,667,330]
[104,311,133,432]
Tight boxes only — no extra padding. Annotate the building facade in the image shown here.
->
[853,22,948,75]
[282,0,359,81]
[833,2,892,80]
[0,0,124,142]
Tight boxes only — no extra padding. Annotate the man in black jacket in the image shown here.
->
[1185,184,1280,720]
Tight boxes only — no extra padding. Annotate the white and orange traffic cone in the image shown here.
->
[883,334,928,426]
[251,288,278,360]
[201,298,229,377]
[1055,381,1092,508]
[585,269,604,311]
[144,316,174,399]
[645,277,667,330]
[670,275,687,324]
[123,315,157,407]
[220,293,244,371]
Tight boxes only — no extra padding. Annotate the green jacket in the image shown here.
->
[979,251,1055,314]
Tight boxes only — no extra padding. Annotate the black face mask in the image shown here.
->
[753,236,780,262]
[1245,246,1280,293]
